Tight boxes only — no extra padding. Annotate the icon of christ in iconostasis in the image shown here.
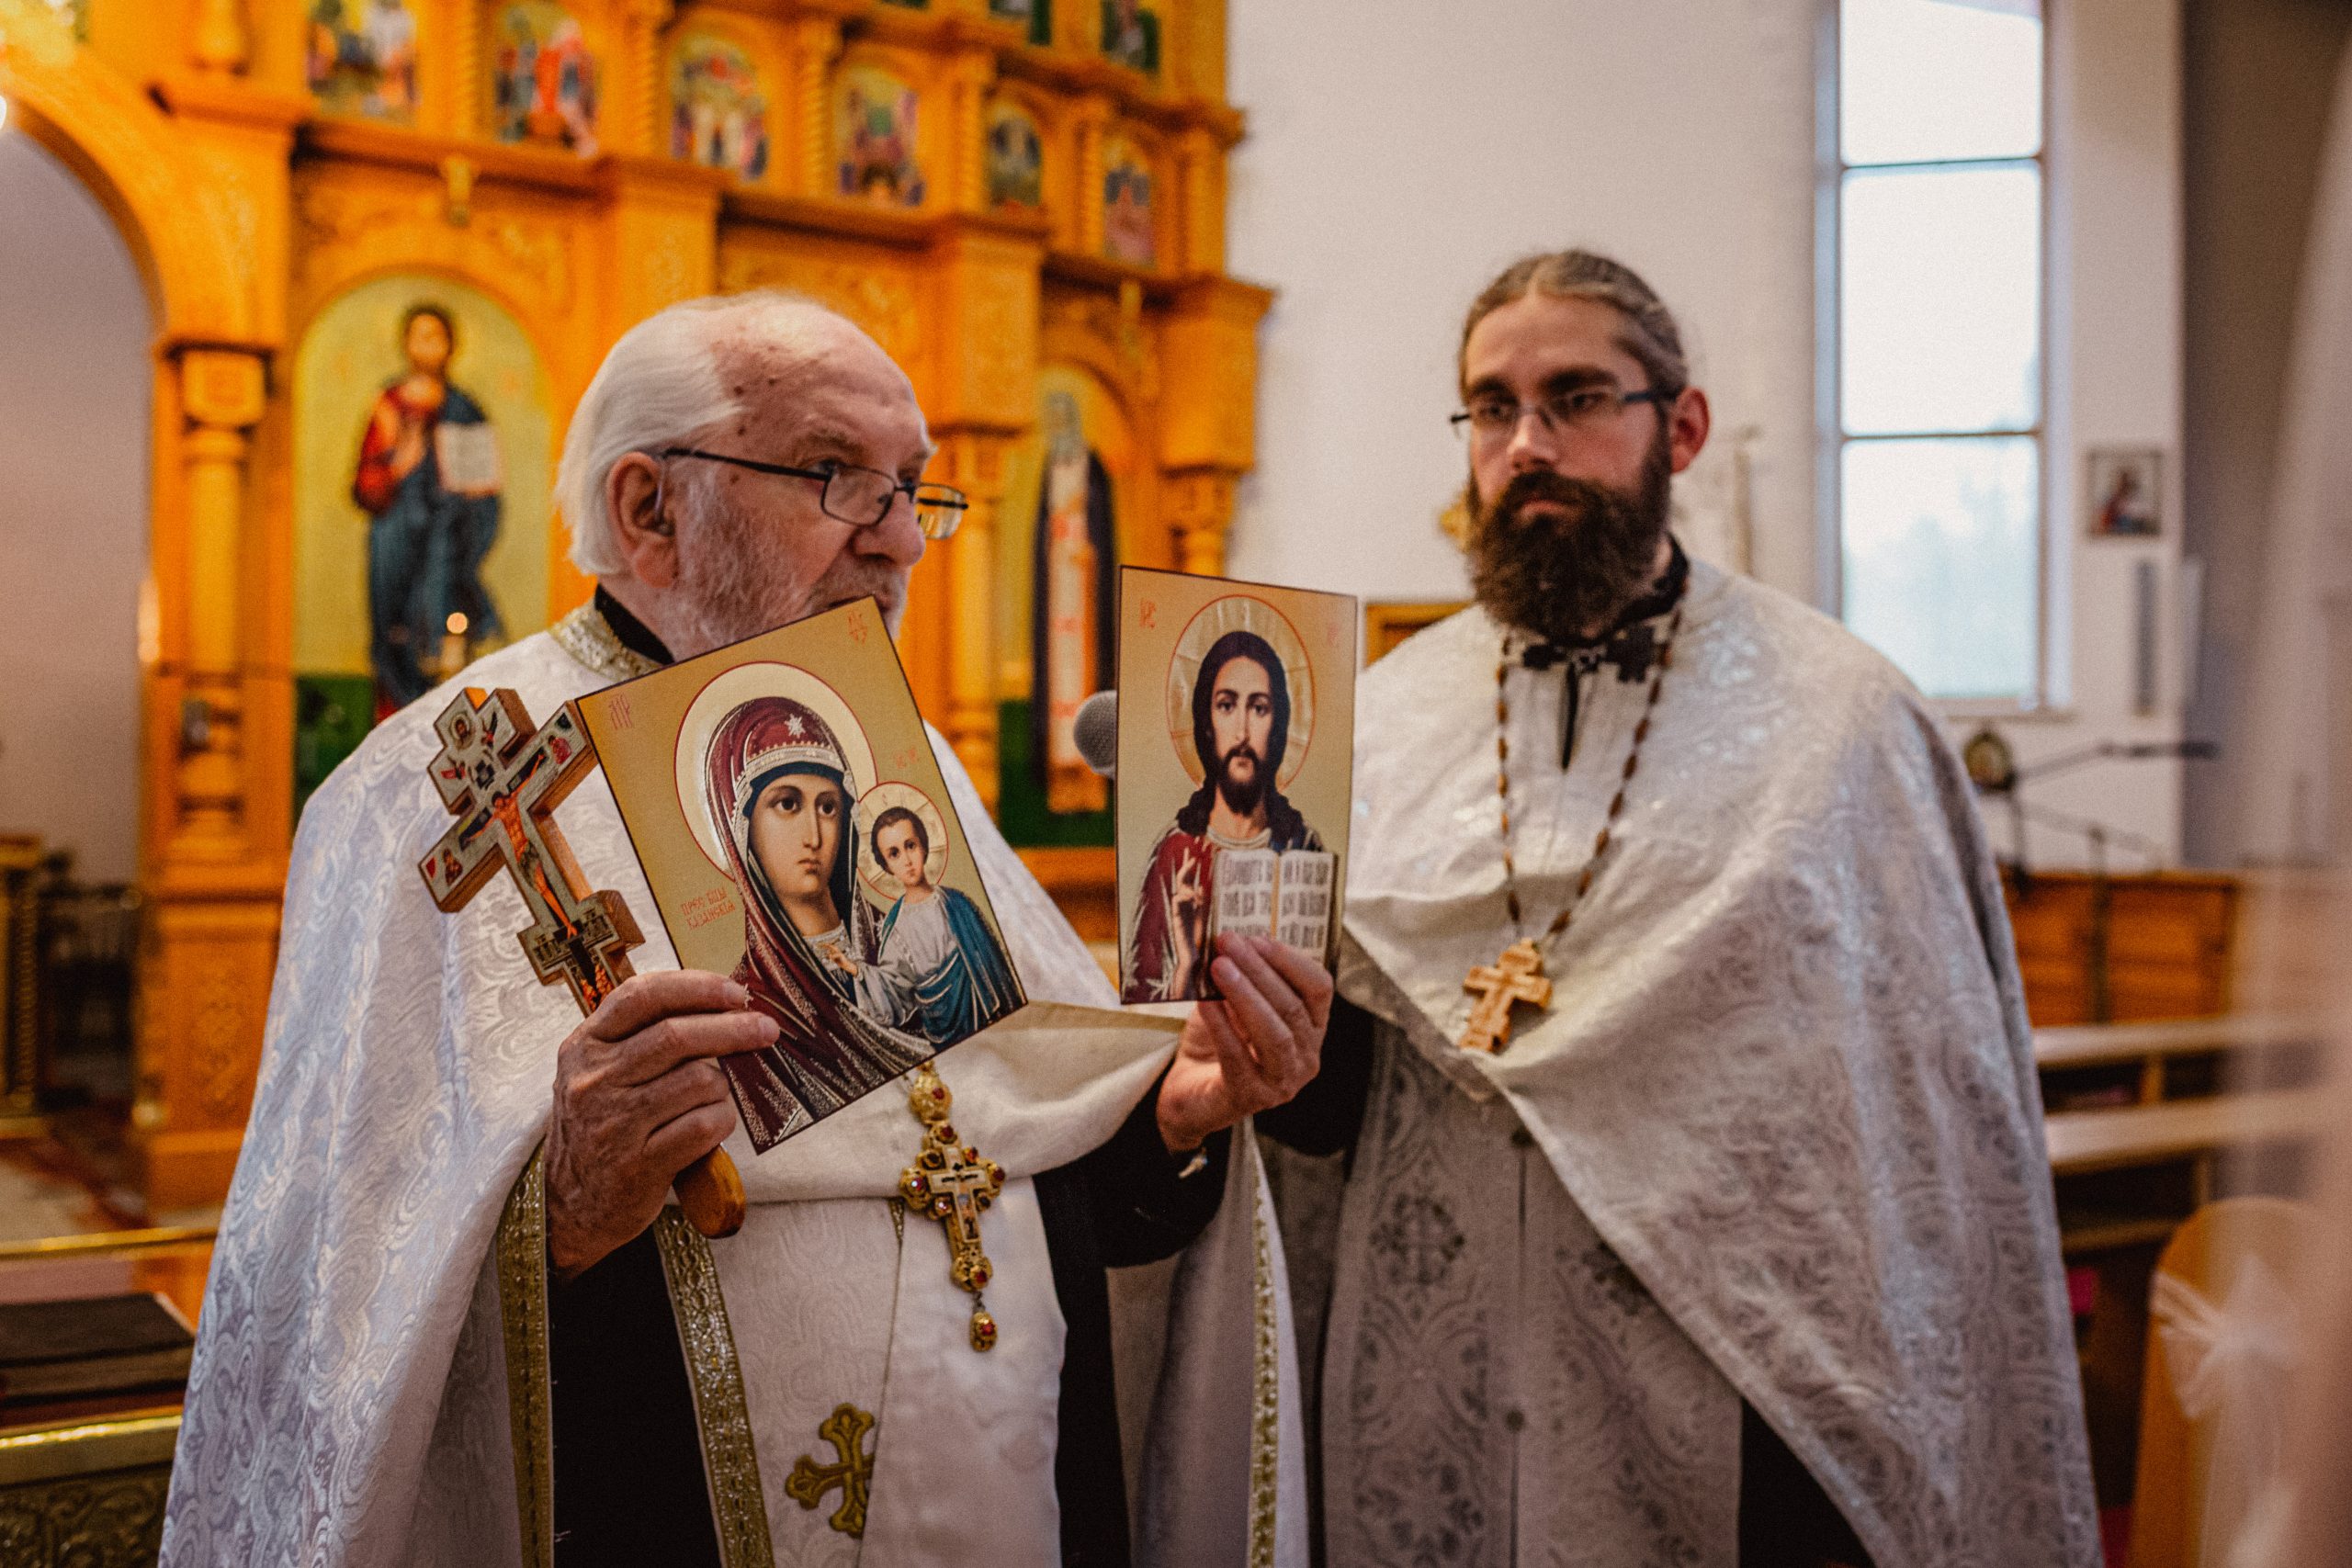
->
[349,304,505,712]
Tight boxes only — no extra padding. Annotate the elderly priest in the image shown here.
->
[1261,252,2099,1568]
[163,292,1330,1568]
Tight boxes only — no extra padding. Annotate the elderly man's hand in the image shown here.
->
[1156,934,1334,1155]
[545,970,773,1280]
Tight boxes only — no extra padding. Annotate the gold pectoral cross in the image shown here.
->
[785,1403,876,1537]
[899,1065,1007,1351]
[1460,939,1553,1054]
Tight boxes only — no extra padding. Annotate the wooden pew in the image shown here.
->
[2045,1086,2335,1178]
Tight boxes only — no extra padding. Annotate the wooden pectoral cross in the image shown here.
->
[1459,939,1553,1054]
[416,685,745,1238]
[897,1068,1005,1351]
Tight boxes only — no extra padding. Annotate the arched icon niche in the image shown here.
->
[289,273,556,813]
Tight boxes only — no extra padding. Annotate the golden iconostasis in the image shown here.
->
[0,0,1266,1212]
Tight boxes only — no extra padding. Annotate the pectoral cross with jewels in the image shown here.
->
[1459,939,1554,1054]
[898,1066,1005,1351]
[417,685,745,1237]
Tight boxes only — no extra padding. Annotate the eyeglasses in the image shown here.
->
[1449,386,1671,445]
[660,447,971,541]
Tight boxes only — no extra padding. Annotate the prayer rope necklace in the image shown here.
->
[1458,596,1685,1054]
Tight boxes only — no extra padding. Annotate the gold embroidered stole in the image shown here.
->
[493,601,773,1568]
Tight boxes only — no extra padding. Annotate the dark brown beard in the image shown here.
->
[1465,432,1674,644]
[1214,744,1266,816]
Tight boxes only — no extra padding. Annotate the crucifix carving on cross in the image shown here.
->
[785,1402,876,1538]
[416,685,745,1238]
[1459,938,1553,1054]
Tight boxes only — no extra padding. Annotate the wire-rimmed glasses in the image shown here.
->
[660,447,971,541]
[1449,386,1671,445]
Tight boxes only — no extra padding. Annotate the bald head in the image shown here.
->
[561,290,935,658]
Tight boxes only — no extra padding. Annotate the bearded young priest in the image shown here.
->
[163,292,1331,1568]
[1259,252,2098,1567]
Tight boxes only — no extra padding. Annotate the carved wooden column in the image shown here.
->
[1162,469,1235,576]
[1173,124,1225,276]
[790,16,843,197]
[615,0,673,157]
[930,432,1010,803]
[1074,96,1112,256]
[943,47,996,214]
[139,345,282,1209]
[118,67,303,1210]
[449,0,484,138]
[1159,275,1272,578]
[926,218,1044,806]
[173,350,266,856]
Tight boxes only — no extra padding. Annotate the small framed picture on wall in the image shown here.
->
[2086,447,2164,539]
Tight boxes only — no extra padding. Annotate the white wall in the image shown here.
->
[1223,0,1819,604]
[1997,0,2188,873]
[0,128,152,883]
[1223,0,2188,873]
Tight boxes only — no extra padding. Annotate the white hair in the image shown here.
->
[555,290,849,575]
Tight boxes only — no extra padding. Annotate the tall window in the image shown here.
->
[1828,0,2045,702]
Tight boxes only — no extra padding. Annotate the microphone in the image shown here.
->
[1073,690,1118,778]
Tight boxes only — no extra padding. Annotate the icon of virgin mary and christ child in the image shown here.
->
[702,694,1021,1148]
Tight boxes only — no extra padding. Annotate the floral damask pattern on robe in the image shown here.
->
[1336,1035,1495,1567]
[1329,1029,1741,1567]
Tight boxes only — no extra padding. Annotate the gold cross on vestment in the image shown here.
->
[415,685,744,1237]
[785,1403,876,1537]
[899,1066,1006,1351]
[1459,939,1553,1054]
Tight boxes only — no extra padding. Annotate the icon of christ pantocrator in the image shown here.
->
[1123,625,1327,1003]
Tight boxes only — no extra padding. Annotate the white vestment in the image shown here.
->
[1305,560,2098,1566]
[161,623,1304,1567]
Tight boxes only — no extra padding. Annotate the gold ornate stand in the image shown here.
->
[0,1411,180,1566]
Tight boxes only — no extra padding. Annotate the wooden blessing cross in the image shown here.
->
[416,685,746,1238]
